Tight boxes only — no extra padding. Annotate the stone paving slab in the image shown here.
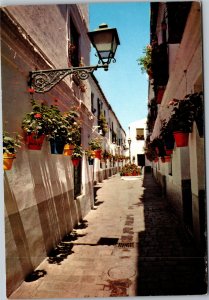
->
[9,173,207,298]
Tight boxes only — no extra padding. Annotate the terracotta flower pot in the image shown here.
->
[27,133,45,150]
[94,149,102,159]
[173,131,189,147]
[3,153,16,170]
[64,144,75,156]
[72,158,81,167]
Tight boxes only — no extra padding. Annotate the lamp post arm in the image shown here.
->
[29,64,108,93]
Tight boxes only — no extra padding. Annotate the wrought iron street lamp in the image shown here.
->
[29,23,120,93]
[128,137,131,163]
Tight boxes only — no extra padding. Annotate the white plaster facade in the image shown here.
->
[1,4,125,296]
[147,2,206,252]
[126,118,149,166]
[89,74,126,182]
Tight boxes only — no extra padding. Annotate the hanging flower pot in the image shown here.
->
[26,133,45,150]
[50,137,65,154]
[3,153,16,170]
[173,131,189,147]
[64,144,75,156]
[94,149,102,159]
[72,158,81,167]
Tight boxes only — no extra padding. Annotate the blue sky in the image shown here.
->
[89,2,150,132]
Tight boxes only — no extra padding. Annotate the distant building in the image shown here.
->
[126,118,149,167]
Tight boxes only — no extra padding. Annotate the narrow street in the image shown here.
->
[9,171,206,298]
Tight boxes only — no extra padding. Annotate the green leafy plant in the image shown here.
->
[3,131,22,154]
[88,137,102,150]
[85,149,95,159]
[98,113,108,136]
[63,110,81,145]
[137,44,152,74]
[165,93,201,133]
[102,150,112,160]
[22,99,51,137]
[144,141,158,162]
[71,145,83,159]
[22,100,82,145]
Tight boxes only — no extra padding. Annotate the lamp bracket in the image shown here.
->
[29,64,108,93]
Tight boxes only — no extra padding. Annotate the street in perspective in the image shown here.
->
[1,1,207,298]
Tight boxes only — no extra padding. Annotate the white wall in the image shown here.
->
[126,118,147,164]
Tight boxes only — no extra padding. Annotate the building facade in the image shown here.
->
[126,118,148,167]
[89,74,126,182]
[1,4,125,296]
[146,2,206,253]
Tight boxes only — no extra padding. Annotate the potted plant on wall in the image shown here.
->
[85,149,95,165]
[102,150,111,162]
[3,131,22,170]
[63,110,81,156]
[160,119,175,155]
[186,92,204,137]
[71,145,83,167]
[144,139,158,162]
[168,97,195,147]
[88,137,103,159]
[22,99,50,150]
[46,105,69,154]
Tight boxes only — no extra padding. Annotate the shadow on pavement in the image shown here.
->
[25,270,47,282]
[74,219,88,229]
[47,229,87,264]
[136,171,207,296]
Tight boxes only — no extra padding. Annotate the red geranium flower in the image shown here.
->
[34,113,42,119]
[28,87,35,94]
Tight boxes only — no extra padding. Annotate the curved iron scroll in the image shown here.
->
[29,65,106,93]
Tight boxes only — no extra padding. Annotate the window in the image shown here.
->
[136,128,144,140]
[91,93,95,114]
[68,19,80,67]
[97,98,101,126]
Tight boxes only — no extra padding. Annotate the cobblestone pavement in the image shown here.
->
[9,172,207,299]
